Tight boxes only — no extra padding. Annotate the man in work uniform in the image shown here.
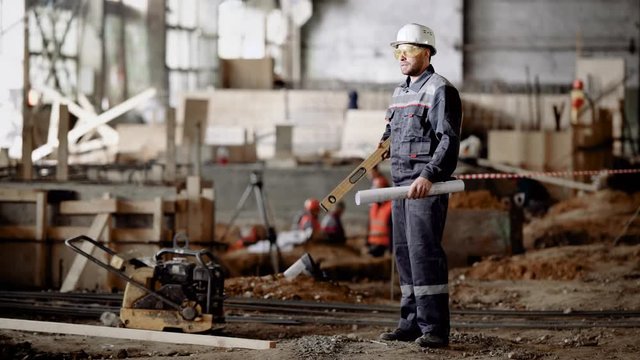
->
[378,23,462,348]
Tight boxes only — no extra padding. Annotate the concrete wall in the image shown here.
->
[464,0,640,87]
[202,163,381,234]
[303,0,463,88]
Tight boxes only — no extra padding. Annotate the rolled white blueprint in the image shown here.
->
[355,180,465,205]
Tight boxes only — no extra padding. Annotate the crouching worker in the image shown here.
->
[320,201,346,244]
[293,198,321,233]
[228,224,267,252]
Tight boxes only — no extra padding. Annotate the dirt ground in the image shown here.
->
[2,190,640,359]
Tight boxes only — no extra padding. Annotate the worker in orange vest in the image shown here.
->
[570,79,585,125]
[294,198,321,232]
[367,176,392,257]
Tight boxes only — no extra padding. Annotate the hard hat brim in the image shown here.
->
[389,41,437,55]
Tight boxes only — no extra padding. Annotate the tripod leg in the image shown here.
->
[218,184,253,241]
[253,185,281,273]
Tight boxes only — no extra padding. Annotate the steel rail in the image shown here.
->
[3,299,640,329]
[2,291,640,321]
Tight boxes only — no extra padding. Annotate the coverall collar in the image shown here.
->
[400,64,435,93]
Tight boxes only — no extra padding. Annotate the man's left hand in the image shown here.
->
[407,177,432,199]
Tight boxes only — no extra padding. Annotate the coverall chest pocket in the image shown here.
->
[402,105,428,140]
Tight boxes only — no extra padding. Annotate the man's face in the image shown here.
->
[394,44,429,76]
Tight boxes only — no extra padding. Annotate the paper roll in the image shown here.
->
[355,180,465,205]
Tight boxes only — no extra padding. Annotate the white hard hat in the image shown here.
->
[390,23,437,55]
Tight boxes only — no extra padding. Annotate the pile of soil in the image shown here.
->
[524,190,640,249]
[449,190,507,210]
[457,244,640,282]
[225,274,370,303]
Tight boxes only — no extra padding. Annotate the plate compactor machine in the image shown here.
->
[65,234,225,333]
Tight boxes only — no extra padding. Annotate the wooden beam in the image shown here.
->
[47,227,170,243]
[0,225,36,239]
[21,108,33,180]
[60,213,110,292]
[165,107,176,183]
[34,192,47,286]
[186,176,202,241]
[32,88,157,161]
[110,228,164,242]
[47,226,87,241]
[21,0,32,180]
[0,318,276,350]
[68,88,157,143]
[56,104,70,181]
[202,188,214,241]
[118,200,175,214]
[152,197,163,241]
[0,188,40,202]
[59,199,118,215]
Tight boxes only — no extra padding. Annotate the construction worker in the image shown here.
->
[570,79,585,125]
[294,198,321,232]
[320,201,346,244]
[367,176,392,257]
[227,224,267,252]
[378,23,462,349]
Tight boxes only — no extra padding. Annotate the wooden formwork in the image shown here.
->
[0,177,215,290]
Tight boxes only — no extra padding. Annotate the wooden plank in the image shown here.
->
[34,192,47,287]
[32,88,156,162]
[152,197,163,241]
[21,109,33,180]
[47,226,88,241]
[0,318,276,350]
[165,107,176,182]
[220,58,274,89]
[47,100,60,145]
[67,88,157,144]
[110,228,160,242]
[183,99,209,145]
[118,200,175,214]
[48,227,170,243]
[34,192,47,241]
[56,104,70,181]
[202,188,214,241]
[174,196,188,235]
[0,225,36,239]
[59,199,118,215]
[0,188,39,202]
[60,213,110,292]
[186,176,202,241]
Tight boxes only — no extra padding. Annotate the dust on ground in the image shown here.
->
[2,189,640,359]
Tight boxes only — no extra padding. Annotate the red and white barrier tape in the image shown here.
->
[456,168,640,180]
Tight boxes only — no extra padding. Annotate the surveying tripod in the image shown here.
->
[222,170,280,273]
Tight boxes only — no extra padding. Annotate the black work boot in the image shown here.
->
[379,328,422,342]
[415,333,449,348]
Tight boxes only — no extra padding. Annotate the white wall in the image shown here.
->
[303,0,463,87]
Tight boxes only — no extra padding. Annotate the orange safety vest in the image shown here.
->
[298,213,320,232]
[368,201,392,247]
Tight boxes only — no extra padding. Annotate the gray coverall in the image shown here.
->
[381,64,462,339]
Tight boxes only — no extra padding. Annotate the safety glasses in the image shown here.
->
[393,44,426,60]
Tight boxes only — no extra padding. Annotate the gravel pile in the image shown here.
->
[293,335,361,359]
